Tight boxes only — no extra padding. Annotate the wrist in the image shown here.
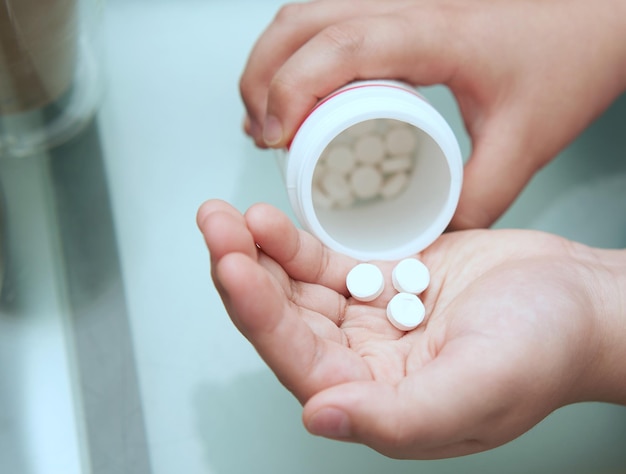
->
[579,246,626,404]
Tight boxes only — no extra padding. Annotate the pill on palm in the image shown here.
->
[385,127,418,155]
[346,263,385,302]
[392,258,430,294]
[350,165,383,199]
[354,134,385,164]
[386,292,425,331]
[326,144,356,174]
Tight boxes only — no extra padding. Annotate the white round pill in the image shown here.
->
[349,165,383,199]
[380,155,414,174]
[392,258,430,294]
[312,187,334,209]
[321,172,352,202]
[354,134,385,164]
[386,293,425,331]
[380,172,409,199]
[346,263,385,302]
[385,127,418,155]
[326,144,357,175]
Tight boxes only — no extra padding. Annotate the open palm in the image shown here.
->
[198,199,607,459]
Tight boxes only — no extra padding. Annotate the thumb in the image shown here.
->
[301,338,541,459]
[300,365,484,459]
[261,12,459,148]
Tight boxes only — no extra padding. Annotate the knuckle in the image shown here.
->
[268,72,297,101]
[273,2,308,26]
[319,22,366,59]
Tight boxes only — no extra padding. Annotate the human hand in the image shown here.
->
[240,0,626,228]
[197,199,626,459]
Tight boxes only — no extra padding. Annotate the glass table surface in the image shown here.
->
[1,1,625,473]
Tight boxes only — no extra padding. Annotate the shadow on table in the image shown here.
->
[0,118,151,474]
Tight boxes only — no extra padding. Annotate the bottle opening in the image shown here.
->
[311,118,452,257]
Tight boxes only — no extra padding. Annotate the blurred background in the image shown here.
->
[0,1,625,473]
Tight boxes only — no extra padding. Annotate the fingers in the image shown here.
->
[215,251,372,403]
[244,202,357,294]
[263,11,458,148]
[198,200,372,402]
[240,1,403,146]
[241,2,460,148]
[241,1,362,146]
[196,199,258,267]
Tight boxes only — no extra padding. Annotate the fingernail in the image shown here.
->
[307,407,351,439]
[263,115,283,146]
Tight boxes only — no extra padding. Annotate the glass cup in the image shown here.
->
[0,0,102,157]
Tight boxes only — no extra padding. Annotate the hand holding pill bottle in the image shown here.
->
[240,0,626,229]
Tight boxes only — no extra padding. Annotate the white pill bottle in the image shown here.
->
[276,80,463,261]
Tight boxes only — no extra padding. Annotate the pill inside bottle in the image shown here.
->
[313,119,419,210]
